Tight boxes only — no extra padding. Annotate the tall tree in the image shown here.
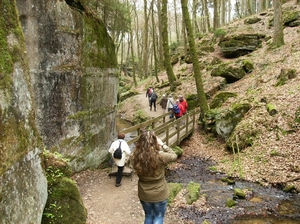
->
[180,0,209,118]
[192,0,200,35]
[174,0,180,43]
[128,0,137,86]
[213,0,220,30]
[161,0,177,91]
[151,1,159,82]
[203,0,211,31]
[273,0,284,47]
[142,0,150,78]
[156,0,165,70]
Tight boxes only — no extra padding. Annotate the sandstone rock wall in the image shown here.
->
[0,0,118,222]
[17,0,118,172]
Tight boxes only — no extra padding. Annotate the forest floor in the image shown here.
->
[73,2,300,223]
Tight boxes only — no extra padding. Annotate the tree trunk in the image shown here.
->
[180,0,209,118]
[192,0,200,35]
[273,0,284,48]
[156,0,165,70]
[221,0,226,26]
[213,0,219,30]
[143,0,149,78]
[151,1,159,83]
[203,0,210,32]
[161,0,177,91]
[174,0,180,43]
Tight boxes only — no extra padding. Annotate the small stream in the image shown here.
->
[166,157,300,224]
[117,117,300,223]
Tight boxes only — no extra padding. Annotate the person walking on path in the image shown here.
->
[174,99,183,119]
[166,94,175,119]
[179,95,188,115]
[130,130,178,224]
[159,94,168,113]
[108,132,131,187]
[150,91,158,111]
[146,86,154,107]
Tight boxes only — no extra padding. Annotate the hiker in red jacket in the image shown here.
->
[179,95,188,115]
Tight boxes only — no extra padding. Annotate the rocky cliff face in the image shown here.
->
[0,0,118,222]
[17,0,118,172]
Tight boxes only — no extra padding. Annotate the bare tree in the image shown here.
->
[273,0,284,47]
[156,0,165,70]
[142,0,150,78]
[203,0,210,31]
[174,0,180,43]
[128,0,137,86]
[192,0,200,35]
[151,1,159,82]
[161,0,177,91]
[213,0,220,30]
[180,0,209,118]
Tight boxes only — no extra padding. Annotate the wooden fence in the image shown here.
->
[122,108,200,148]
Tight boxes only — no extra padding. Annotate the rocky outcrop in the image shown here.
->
[17,0,118,172]
[1,0,118,222]
[218,34,265,58]
[0,1,47,223]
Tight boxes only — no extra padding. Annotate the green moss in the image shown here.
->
[234,188,246,198]
[168,183,183,204]
[241,59,254,73]
[42,177,87,224]
[185,182,201,205]
[42,151,86,224]
[172,146,184,156]
[0,0,41,175]
[226,198,237,207]
[214,28,227,38]
[132,110,149,124]
[82,17,117,68]
[210,92,237,109]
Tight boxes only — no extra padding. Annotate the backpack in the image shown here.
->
[170,101,180,114]
[151,92,157,100]
[113,141,122,159]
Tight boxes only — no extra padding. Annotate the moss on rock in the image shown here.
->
[42,151,86,224]
[210,92,237,109]
[168,182,183,204]
[185,182,201,205]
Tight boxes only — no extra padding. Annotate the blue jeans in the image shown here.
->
[140,199,168,224]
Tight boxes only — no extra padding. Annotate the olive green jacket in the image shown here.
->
[132,146,178,203]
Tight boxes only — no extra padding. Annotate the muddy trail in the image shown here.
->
[73,93,300,224]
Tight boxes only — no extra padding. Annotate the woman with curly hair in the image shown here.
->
[131,130,178,224]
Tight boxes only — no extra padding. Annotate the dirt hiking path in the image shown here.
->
[72,93,182,224]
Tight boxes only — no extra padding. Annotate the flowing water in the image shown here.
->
[166,157,300,224]
[117,117,300,223]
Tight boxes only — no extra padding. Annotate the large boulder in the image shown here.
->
[203,103,252,139]
[218,34,265,58]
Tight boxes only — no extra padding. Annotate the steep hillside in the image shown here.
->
[119,2,300,191]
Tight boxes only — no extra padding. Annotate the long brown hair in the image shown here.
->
[132,130,164,176]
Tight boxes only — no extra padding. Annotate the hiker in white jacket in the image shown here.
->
[166,94,175,119]
[108,132,131,187]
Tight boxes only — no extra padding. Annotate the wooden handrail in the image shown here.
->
[123,108,200,148]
